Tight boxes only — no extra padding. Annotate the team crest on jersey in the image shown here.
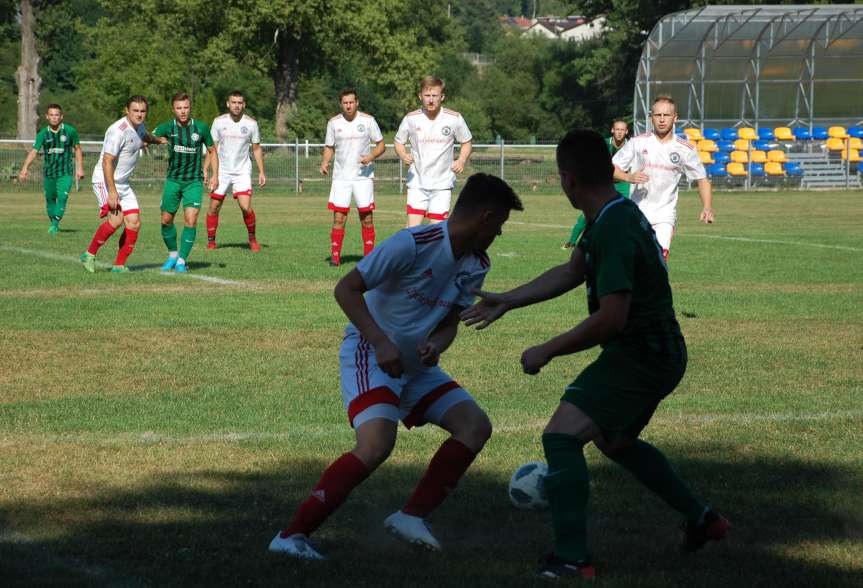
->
[356,124,365,133]
[192,133,200,142]
[60,135,67,142]
[669,152,681,164]
[241,126,248,134]
[441,126,452,136]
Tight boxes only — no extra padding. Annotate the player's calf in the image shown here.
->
[681,509,731,552]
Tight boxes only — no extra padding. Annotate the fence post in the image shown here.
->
[745,140,751,191]
[846,137,851,189]
[499,139,505,180]
[398,155,403,193]
[295,137,300,193]
[305,139,309,158]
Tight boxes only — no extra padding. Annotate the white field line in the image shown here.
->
[0,245,249,287]
[1,411,859,447]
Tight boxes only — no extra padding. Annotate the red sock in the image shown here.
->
[114,228,139,266]
[206,213,219,242]
[118,229,127,251]
[330,227,345,262]
[280,452,370,537]
[361,225,376,256]
[402,439,477,517]
[243,210,256,239]
[87,221,118,255]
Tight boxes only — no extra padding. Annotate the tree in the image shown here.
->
[15,0,39,140]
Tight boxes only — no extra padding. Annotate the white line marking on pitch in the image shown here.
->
[0,245,249,287]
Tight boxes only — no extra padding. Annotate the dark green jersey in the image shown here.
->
[578,197,683,354]
[607,137,630,198]
[153,119,213,181]
[33,124,79,178]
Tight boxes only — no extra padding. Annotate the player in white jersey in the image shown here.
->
[612,96,714,261]
[269,174,523,560]
[206,91,266,252]
[320,88,385,266]
[80,96,159,273]
[394,76,473,227]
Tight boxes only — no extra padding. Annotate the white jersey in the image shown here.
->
[349,221,490,374]
[210,113,260,175]
[395,108,472,190]
[91,117,146,185]
[612,132,706,224]
[325,112,383,180]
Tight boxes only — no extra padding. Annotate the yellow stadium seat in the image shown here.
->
[733,139,750,151]
[699,151,714,164]
[697,139,718,153]
[774,127,794,141]
[683,128,703,141]
[840,149,861,162]
[730,150,748,163]
[849,137,863,150]
[828,126,848,139]
[738,127,757,140]
[727,162,747,176]
[765,162,785,175]
[750,150,768,163]
[767,150,788,162]
[825,138,845,151]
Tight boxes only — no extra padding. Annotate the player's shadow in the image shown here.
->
[326,254,363,265]
[0,445,859,587]
[57,228,80,234]
[216,242,269,251]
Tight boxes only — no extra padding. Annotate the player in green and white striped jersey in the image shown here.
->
[151,92,218,273]
[18,104,84,235]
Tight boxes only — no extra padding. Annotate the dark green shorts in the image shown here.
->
[161,179,203,213]
[562,341,687,439]
[43,175,73,200]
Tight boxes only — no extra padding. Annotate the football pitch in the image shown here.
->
[0,186,861,586]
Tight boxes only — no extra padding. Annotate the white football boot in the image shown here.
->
[268,532,326,560]
[383,511,442,551]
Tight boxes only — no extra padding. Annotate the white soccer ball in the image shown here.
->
[508,461,549,509]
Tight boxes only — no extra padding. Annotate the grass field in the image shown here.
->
[1,185,861,587]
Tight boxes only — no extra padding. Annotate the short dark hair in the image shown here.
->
[171,92,191,105]
[339,88,358,100]
[45,104,63,113]
[227,90,244,100]
[452,173,523,215]
[556,129,614,187]
[126,95,148,108]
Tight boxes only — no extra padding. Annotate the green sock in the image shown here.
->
[568,215,586,245]
[45,197,56,221]
[609,439,706,523]
[179,225,197,260]
[55,194,68,220]
[50,217,60,228]
[161,224,178,252]
[542,433,591,562]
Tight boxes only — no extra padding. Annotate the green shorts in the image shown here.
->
[43,175,73,200]
[160,179,203,213]
[562,341,687,440]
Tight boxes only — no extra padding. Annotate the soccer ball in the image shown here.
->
[508,461,549,509]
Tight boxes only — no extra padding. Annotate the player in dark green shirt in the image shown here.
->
[18,104,84,235]
[563,120,631,249]
[461,129,729,580]
[152,92,217,273]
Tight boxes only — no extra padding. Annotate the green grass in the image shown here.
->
[0,186,861,587]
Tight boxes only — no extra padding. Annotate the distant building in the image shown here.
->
[498,15,605,42]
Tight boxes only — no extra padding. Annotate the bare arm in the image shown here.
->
[614,164,648,184]
[418,306,462,367]
[18,149,38,181]
[697,177,714,223]
[334,269,404,378]
[103,152,120,212]
[320,145,335,175]
[394,140,413,166]
[360,140,386,166]
[74,145,84,179]
[204,145,218,191]
[144,132,166,145]
[252,143,266,187]
[452,140,472,174]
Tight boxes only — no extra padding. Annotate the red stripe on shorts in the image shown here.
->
[348,386,399,427]
[402,381,462,429]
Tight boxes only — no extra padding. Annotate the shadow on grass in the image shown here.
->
[215,242,269,251]
[0,447,860,587]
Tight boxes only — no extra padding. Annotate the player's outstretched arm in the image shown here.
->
[144,132,167,145]
[697,177,714,223]
[614,164,648,184]
[335,269,404,378]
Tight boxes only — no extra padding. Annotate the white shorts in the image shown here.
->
[211,172,252,200]
[339,331,473,429]
[406,187,452,220]
[651,222,675,254]
[92,182,139,218]
[328,178,375,213]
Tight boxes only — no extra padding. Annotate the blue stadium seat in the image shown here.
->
[703,128,721,141]
[784,162,803,176]
[812,127,829,140]
[717,140,735,152]
[720,128,738,141]
[713,152,731,164]
[848,127,863,139]
[857,161,863,173]
[753,140,772,151]
[757,128,775,141]
[750,163,765,176]
[708,163,728,176]
[792,127,812,140]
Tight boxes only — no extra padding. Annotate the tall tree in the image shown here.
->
[15,0,39,140]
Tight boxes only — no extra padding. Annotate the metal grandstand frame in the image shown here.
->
[633,5,863,133]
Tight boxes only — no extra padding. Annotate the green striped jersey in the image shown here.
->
[153,119,214,181]
[33,124,79,178]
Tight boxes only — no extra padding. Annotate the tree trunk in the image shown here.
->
[272,30,300,140]
[16,0,40,141]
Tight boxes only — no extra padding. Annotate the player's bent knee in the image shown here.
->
[352,438,395,470]
[595,435,636,460]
